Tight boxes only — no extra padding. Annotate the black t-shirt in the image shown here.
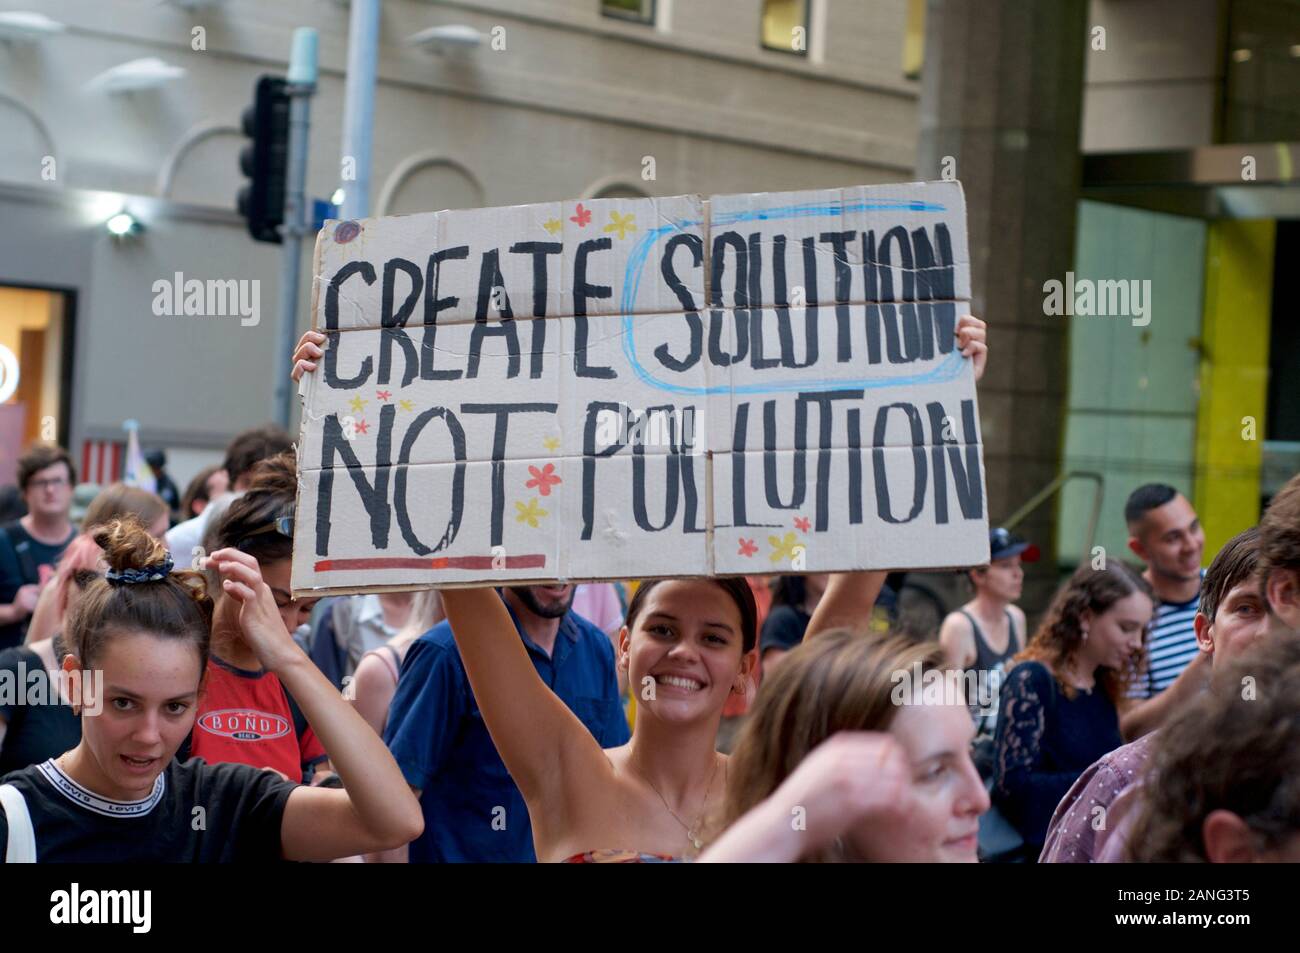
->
[0,756,296,862]
[0,647,81,776]
[759,604,812,655]
[0,522,76,650]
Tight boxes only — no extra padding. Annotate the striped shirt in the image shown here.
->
[1133,574,1203,698]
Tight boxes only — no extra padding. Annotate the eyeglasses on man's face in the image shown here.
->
[29,476,69,492]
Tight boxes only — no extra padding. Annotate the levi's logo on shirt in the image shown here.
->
[197,709,291,742]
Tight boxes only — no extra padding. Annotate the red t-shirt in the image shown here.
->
[189,657,327,782]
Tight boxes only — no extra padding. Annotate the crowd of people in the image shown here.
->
[1,313,1298,864]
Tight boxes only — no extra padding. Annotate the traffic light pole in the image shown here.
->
[274,29,318,430]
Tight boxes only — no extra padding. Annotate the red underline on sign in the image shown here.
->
[314,555,548,572]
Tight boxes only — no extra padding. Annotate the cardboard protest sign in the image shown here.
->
[293,182,989,594]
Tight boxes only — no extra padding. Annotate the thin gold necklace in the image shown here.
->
[633,756,721,852]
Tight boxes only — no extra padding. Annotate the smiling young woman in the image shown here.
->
[435,577,757,861]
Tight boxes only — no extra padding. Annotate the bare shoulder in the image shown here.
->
[352,652,394,693]
[938,610,976,666]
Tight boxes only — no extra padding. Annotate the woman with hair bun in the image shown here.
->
[990,562,1153,860]
[0,517,421,862]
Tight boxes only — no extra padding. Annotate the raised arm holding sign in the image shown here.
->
[288,180,993,863]
[291,182,989,597]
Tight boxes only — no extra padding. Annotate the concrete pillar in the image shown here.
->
[915,0,1089,615]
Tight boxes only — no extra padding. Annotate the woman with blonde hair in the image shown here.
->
[702,630,989,862]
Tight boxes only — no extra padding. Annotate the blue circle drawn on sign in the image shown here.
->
[618,199,966,396]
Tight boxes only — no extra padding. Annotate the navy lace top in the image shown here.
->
[991,661,1124,856]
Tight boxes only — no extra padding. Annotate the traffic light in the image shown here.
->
[236,76,290,244]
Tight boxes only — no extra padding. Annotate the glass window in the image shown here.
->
[761,0,810,55]
[601,0,655,24]
[0,285,73,484]
[1223,0,1300,141]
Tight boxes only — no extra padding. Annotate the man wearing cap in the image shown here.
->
[938,527,1035,778]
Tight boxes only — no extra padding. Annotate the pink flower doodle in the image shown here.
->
[738,538,758,558]
[525,463,562,497]
[794,516,811,534]
[569,203,592,227]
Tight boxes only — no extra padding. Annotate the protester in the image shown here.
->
[1040,527,1267,862]
[989,562,1152,860]
[82,483,169,541]
[179,464,227,521]
[432,578,746,862]
[145,450,181,520]
[1117,484,1208,740]
[185,453,328,784]
[25,485,171,648]
[0,516,422,861]
[0,561,94,775]
[702,631,988,862]
[937,527,1033,776]
[348,590,444,737]
[0,446,78,651]
[1127,636,1300,862]
[330,592,417,679]
[376,581,628,863]
[758,574,828,676]
[291,313,990,863]
[165,425,292,569]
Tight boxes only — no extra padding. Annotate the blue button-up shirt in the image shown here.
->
[384,600,629,863]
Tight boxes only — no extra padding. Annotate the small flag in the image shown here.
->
[122,420,157,493]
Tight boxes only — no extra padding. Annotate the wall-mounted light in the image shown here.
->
[106,211,143,237]
[86,57,186,94]
[1232,48,1253,63]
[406,25,483,54]
[0,11,67,42]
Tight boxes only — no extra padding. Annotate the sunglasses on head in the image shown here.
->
[235,515,294,551]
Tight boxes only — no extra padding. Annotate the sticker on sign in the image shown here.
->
[293,182,989,594]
